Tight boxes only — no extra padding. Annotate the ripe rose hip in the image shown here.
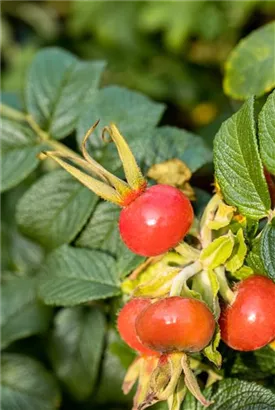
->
[119,184,194,257]
[117,298,158,356]
[135,296,216,353]
[219,275,275,351]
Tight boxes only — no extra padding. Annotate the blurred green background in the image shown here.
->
[2,0,275,141]
[1,2,275,409]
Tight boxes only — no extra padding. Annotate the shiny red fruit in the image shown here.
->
[219,275,275,351]
[117,298,158,356]
[119,184,194,257]
[135,296,216,353]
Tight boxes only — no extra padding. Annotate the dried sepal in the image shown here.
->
[132,356,160,410]
[147,159,195,201]
[167,375,187,410]
[38,151,123,204]
[39,121,147,207]
[181,354,214,407]
[102,123,146,193]
[123,357,142,394]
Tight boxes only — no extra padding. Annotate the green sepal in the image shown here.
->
[200,233,235,269]
[133,268,180,298]
[122,252,186,296]
[192,269,220,318]
[225,229,247,273]
[207,202,235,230]
[230,265,254,280]
[203,326,222,368]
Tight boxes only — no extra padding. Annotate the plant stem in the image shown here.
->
[25,114,50,141]
[170,260,201,297]
[214,266,235,304]
[1,102,81,158]
[0,103,26,121]
[45,139,81,158]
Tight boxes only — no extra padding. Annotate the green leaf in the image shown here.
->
[76,201,144,276]
[200,234,235,269]
[182,378,275,409]
[246,236,267,275]
[16,170,97,249]
[39,245,120,306]
[224,22,275,99]
[230,346,275,380]
[1,277,52,349]
[1,220,44,274]
[225,229,247,273]
[261,219,275,281]
[49,306,105,400]
[133,126,212,173]
[116,244,145,279]
[214,98,270,219]
[77,202,120,255]
[1,118,42,192]
[77,85,165,148]
[95,329,135,405]
[259,90,275,174]
[1,353,61,410]
[25,47,106,139]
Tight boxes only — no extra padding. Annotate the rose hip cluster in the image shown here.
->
[118,275,275,357]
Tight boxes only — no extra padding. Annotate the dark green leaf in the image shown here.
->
[1,277,52,349]
[49,306,105,400]
[39,245,120,306]
[1,353,61,410]
[246,236,267,275]
[76,202,121,256]
[16,170,97,249]
[132,126,212,173]
[1,220,44,274]
[1,118,42,192]
[77,85,165,148]
[261,219,275,281]
[224,22,275,99]
[183,378,275,409]
[259,90,275,174]
[95,329,135,405]
[230,346,275,380]
[25,47,106,139]
[214,98,270,219]
[115,243,145,279]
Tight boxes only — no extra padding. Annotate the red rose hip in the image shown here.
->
[219,275,275,351]
[117,298,158,356]
[119,184,194,257]
[135,296,216,353]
